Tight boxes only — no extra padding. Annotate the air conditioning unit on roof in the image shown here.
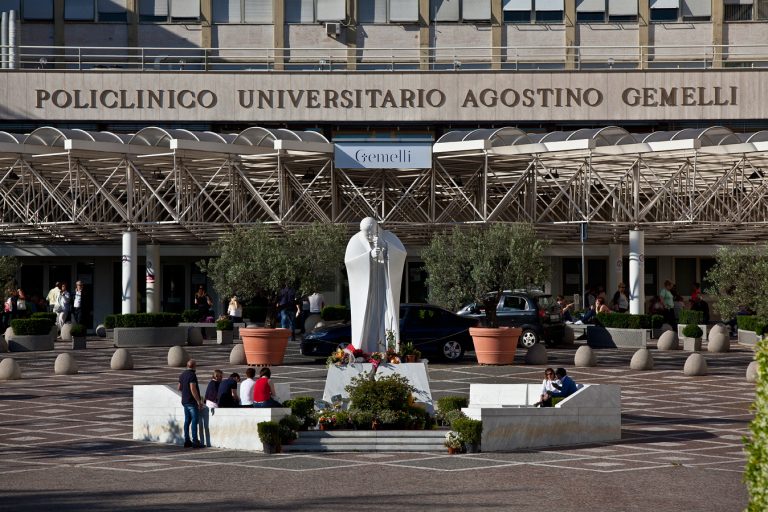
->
[325,22,341,37]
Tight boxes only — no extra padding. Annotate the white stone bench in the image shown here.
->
[133,384,292,452]
[462,383,621,452]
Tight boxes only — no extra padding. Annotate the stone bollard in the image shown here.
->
[95,324,107,337]
[111,348,134,370]
[630,348,654,370]
[657,330,679,351]
[54,353,78,375]
[683,353,708,376]
[746,361,758,383]
[707,331,730,353]
[187,327,204,346]
[230,344,247,365]
[59,323,73,341]
[167,346,190,367]
[709,323,728,337]
[0,358,22,380]
[574,345,597,367]
[524,343,548,365]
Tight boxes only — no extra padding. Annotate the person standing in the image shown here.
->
[659,280,675,325]
[178,359,203,448]
[611,283,629,313]
[194,285,213,321]
[277,283,297,340]
[239,367,256,407]
[2,288,18,331]
[46,282,61,313]
[16,288,28,318]
[55,282,71,328]
[72,281,84,325]
[227,296,242,323]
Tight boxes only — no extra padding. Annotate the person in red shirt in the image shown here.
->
[252,368,282,408]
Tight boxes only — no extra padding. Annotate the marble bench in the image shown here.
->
[133,384,291,452]
[462,383,621,452]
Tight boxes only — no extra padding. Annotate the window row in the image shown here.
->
[1,0,767,24]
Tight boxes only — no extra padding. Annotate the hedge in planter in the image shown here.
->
[216,318,233,331]
[10,318,54,335]
[451,417,483,450]
[682,324,703,338]
[283,396,317,430]
[596,312,664,329]
[113,313,181,328]
[31,312,57,322]
[257,421,282,452]
[70,324,87,337]
[738,316,768,336]
[181,309,199,323]
[104,315,117,329]
[679,309,704,326]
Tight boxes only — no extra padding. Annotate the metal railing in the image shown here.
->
[1,44,768,72]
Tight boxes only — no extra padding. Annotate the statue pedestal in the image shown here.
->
[323,362,433,414]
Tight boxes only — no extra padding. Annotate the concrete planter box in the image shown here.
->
[738,329,761,346]
[587,326,648,348]
[114,326,187,348]
[72,336,87,350]
[678,324,708,341]
[9,334,55,352]
[682,336,702,351]
[106,328,114,339]
[217,330,233,345]
[179,323,216,340]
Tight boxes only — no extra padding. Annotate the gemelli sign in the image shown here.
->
[334,143,433,169]
[0,71,762,122]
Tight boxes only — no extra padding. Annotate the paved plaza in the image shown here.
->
[0,337,754,511]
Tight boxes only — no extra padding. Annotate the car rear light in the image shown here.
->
[538,309,547,319]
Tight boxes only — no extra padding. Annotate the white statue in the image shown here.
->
[345,217,407,354]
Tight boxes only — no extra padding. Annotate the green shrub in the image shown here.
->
[113,313,181,328]
[278,415,301,444]
[321,305,351,322]
[436,396,469,414]
[70,324,86,337]
[408,406,432,430]
[442,409,467,426]
[739,316,768,336]
[745,338,768,510]
[181,309,199,322]
[346,373,414,414]
[104,314,117,329]
[348,410,375,430]
[31,312,56,322]
[682,324,703,338]
[216,318,233,331]
[332,410,351,429]
[377,409,410,429]
[10,318,53,336]
[597,312,664,329]
[679,309,704,326]
[256,421,281,446]
[451,417,483,446]
[283,396,317,430]
[242,305,267,323]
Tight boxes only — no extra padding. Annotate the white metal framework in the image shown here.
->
[1,125,766,246]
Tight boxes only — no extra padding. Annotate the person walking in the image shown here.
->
[46,282,61,313]
[277,283,297,341]
[55,282,71,328]
[178,359,204,448]
[72,281,84,325]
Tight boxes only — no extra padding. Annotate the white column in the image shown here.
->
[629,230,644,315]
[145,244,160,313]
[608,243,623,297]
[122,231,138,314]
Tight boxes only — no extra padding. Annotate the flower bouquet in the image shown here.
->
[444,431,463,454]
[318,414,336,430]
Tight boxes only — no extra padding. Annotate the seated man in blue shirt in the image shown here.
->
[545,368,578,403]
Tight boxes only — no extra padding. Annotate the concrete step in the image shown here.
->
[283,429,449,452]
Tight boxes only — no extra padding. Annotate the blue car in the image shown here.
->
[300,303,478,362]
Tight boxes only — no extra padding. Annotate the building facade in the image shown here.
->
[1,0,767,326]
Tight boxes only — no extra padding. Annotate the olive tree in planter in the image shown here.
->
[199,223,346,366]
[422,223,549,365]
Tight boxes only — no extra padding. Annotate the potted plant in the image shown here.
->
[215,318,233,345]
[422,224,549,365]
[452,417,483,453]
[682,323,704,352]
[70,323,87,350]
[257,421,282,454]
[317,414,336,431]
[444,431,463,454]
[400,341,419,363]
[199,223,346,365]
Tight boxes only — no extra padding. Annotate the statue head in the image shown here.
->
[360,217,378,242]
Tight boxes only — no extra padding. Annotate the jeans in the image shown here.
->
[279,309,295,336]
[198,406,211,447]
[182,403,200,444]
[253,398,282,408]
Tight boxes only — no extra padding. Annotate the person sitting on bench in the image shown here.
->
[544,368,578,403]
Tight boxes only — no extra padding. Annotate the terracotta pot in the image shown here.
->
[447,446,460,455]
[405,355,417,363]
[240,327,290,366]
[319,423,328,431]
[470,326,522,365]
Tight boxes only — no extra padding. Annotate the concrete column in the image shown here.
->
[201,0,212,50]
[122,231,137,314]
[145,244,160,313]
[608,243,623,297]
[346,0,357,70]
[273,0,284,70]
[127,0,138,48]
[54,0,64,47]
[419,0,430,70]
[629,230,644,315]
[712,0,723,68]
[564,0,576,69]
[491,0,502,69]
[638,0,649,69]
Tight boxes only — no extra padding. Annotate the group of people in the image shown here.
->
[2,287,31,331]
[178,359,283,449]
[46,281,86,327]
[277,284,324,340]
[535,367,579,407]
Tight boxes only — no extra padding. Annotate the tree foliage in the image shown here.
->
[705,245,768,323]
[421,223,549,327]
[746,338,768,511]
[0,255,20,294]
[198,223,347,325]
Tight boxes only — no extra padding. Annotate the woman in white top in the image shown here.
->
[536,368,561,407]
[227,296,242,323]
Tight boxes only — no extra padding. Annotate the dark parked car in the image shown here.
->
[456,291,564,348]
[300,303,478,362]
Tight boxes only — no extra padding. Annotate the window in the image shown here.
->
[98,0,128,22]
[577,0,606,23]
[359,0,419,22]
[139,0,200,22]
[607,0,638,22]
[650,0,679,21]
[759,0,768,19]
[503,0,562,23]
[535,0,564,23]
[502,296,528,311]
[0,1,20,14]
[65,0,95,21]
[503,0,532,23]
[285,0,315,23]
[724,0,754,21]
[212,0,272,23]
[681,0,710,20]
[316,0,345,21]
[22,0,53,20]
[430,0,491,22]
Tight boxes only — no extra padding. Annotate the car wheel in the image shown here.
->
[441,339,465,362]
[519,329,539,348]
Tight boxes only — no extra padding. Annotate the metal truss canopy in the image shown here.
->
[1,125,767,247]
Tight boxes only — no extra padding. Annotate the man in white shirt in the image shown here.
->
[308,292,325,314]
[46,282,61,313]
[239,367,256,407]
